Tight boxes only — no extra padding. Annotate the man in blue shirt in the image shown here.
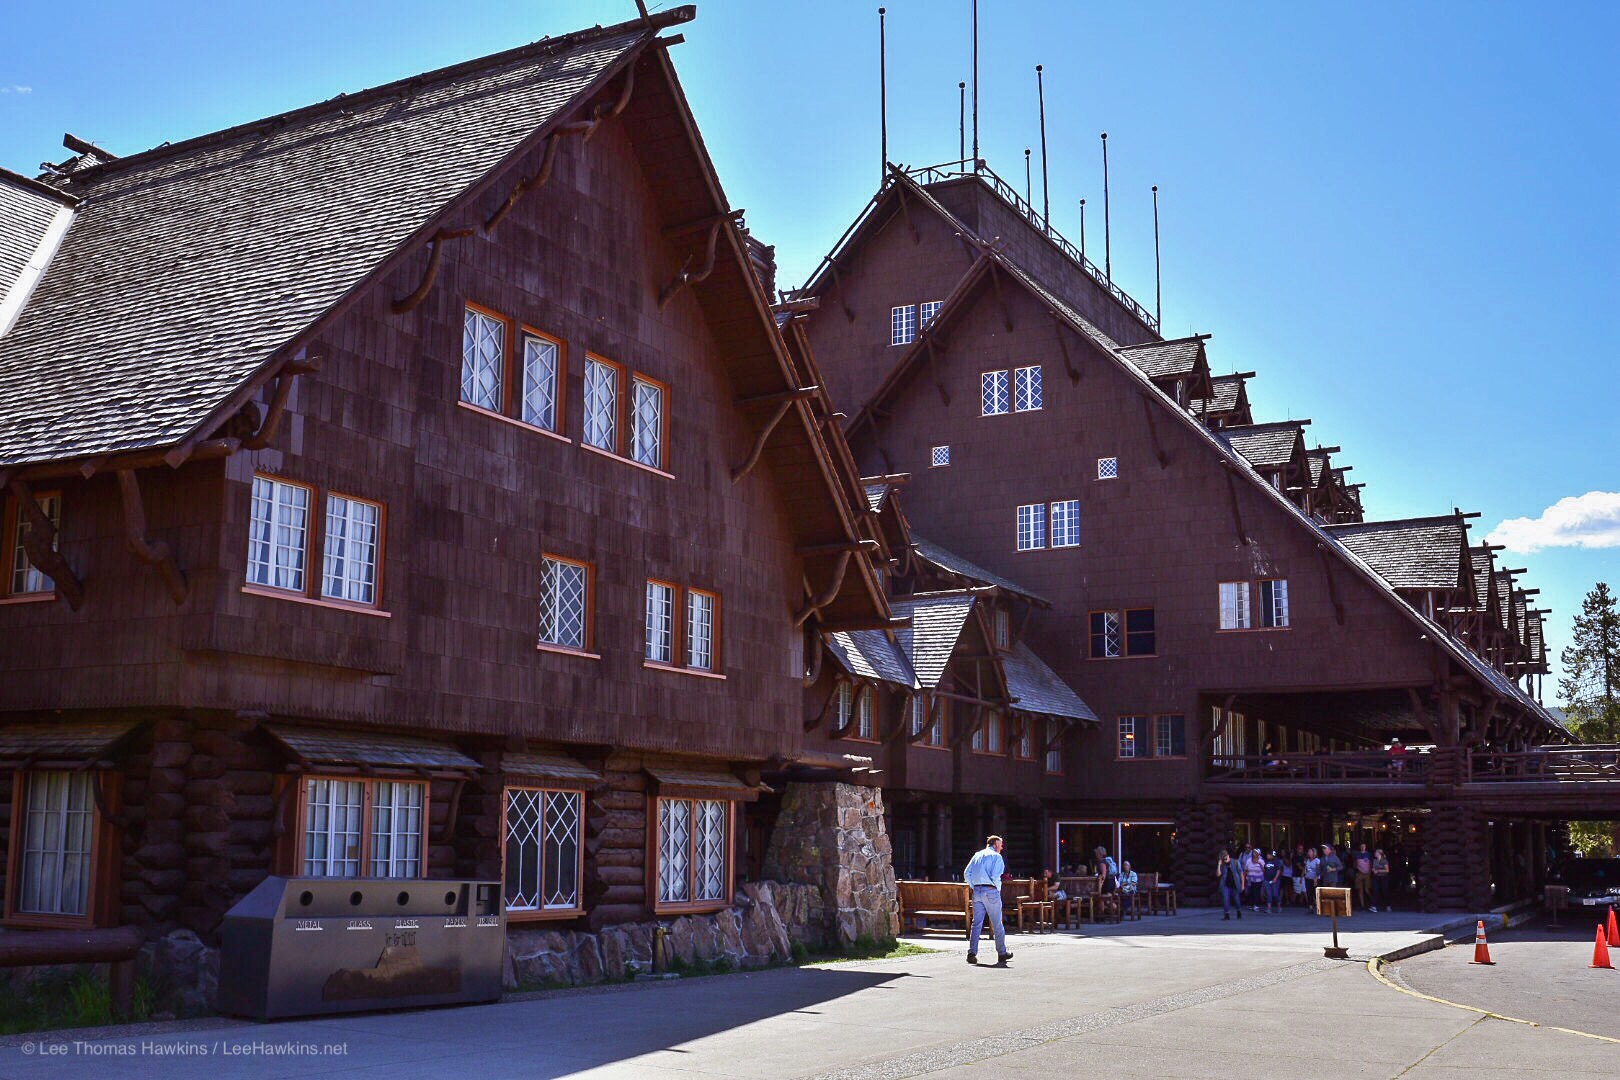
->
[963,835,1012,965]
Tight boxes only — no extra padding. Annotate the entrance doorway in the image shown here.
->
[1055,821,1116,875]
[1119,821,1176,876]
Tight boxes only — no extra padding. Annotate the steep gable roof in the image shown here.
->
[1002,642,1097,723]
[1220,421,1309,472]
[911,534,1050,606]
[891,592,979,689]
[0,14,677,469]
[1117,335,1211,384]
[1325,516,1468,591]
[826,629,917,689]
[1193,371,1253,419]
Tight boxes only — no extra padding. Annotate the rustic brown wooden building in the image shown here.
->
[789,162,1565,908]
[0,8,898,984]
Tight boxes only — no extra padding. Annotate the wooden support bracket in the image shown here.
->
[1048,311,1082,384]
[391,227,475,315]
[988,265,1015,331]
[829,262,856,323]
[1142,395,1170,468]
[242,353,322,451]
[803,628,824,686]
[116,469,187,606]
[735,386,818,408]
[895,183,921,243]
[6,476,84,609]
[926,339,951,405]
[731,398,793,482]
[658,214,736,309]
[1315,543,1346,625]
[794,550,852,627]
[1221,463,1251,545]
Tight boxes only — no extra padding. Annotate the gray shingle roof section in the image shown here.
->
[912,534,1050,605]
[1116,336,1205,379]
[1003,642,1097,722]
[1308,450,1330,486]
[0,27,646,468]
[0,175,67,310]
[1324,516,1467,591]
[891,592,978,689]
[826,629,918,688]
[1193,372,1246,415]
[864,482,892,512]
[265,723,480,771]
[1220,422,1304,470]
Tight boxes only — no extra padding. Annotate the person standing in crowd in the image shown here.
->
[1217,850,1243,920]
[1371,848,1391,912]
[963,835,1012,966]
[1388,737,1408,775]
[1279,843,1295,905]
[1094,845,1118,877]
[1353,844,1374,910]
[1322,843,1344,888]
[1263,850,1282,913]
[1243,845,1266,912]
[1304,845,1322,906]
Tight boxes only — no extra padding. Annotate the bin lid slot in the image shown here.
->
[265,724,480,774]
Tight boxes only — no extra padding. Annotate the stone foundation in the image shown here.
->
[763,782,899,947]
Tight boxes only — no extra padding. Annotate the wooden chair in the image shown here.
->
[1137,872,1160,913]
[1092,879,1122,923]
[1001,878,1038,932]
[897,880,973,937]
[1071,875,1100,922]
[1018,881,1058,933]
[1155,880,1179,915]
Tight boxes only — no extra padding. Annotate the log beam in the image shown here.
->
[730,398,793,482]
[794,549,851,627]
[116,469,187,606]
[6,476,83,609]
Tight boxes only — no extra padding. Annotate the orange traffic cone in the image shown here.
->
[1469,920,1494,965]
[1606,908,1618,948]
[1592,924,1613,970]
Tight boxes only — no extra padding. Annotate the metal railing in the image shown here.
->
[1205,751,1427,785]
[1467,745,1620,784]
[900,159,1160,334]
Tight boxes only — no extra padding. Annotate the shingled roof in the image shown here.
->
[826,629,918,688]
[891,592,979,689]
[1220,421,1307,472]
[1325,516,1468,591]
[0,17,667,468]
[0,170,74,337]
[911,534,1050,606]
[1192,372,1250,417]
[1117,336,1208,380]
[1002,643,1097,723]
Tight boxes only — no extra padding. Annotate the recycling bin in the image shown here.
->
[219,877,505,1019]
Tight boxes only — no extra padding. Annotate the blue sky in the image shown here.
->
[5,1,1616,696]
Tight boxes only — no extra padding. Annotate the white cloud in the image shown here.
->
[0,86,32,95]
[1487,491,1620,553]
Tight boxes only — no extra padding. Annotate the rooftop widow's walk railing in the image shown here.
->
[899,159,1161,334]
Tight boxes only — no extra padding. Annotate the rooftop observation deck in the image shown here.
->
[899,159,1161,335]
[1204,746,1620,815]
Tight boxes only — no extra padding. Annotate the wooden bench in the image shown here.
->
[898,880,973,937]
[0,925,145,1017]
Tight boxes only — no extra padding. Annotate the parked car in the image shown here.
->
[1549,858,1620,909]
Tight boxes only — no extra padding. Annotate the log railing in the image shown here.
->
[1465,745,1620,784]
[1205,751,1427,785]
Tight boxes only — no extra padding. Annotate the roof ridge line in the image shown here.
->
[53,7,692,186]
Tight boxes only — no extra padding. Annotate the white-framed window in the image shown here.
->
[1090,610,1122,658]
[835,681,855,728]
[981,712,1004,753]
[1045,719,1063,773]
[14,770,96,917]
[994,608,1011,650]
[657,797,730,907]
[1155,715,1187,758]
[1016,503,1047,550]
[1013,365,1043,411]
[1118,715,1142,759]
[248,475,311,593]
[504,787,583,914]
[583,356,620,452]
[631,376,665,469]
[7,492,61,596]
[1016,721,1034,759]
[686,589,717,670]
[538,555,590,650]
[370,780,425,878]
[321,494,382,606]
[855,686,875,740]
[1097,456,1119,480]
[982,370,1010,415]
[1050,499,1081,548]
[302,778,364,877]
[461,306,505,411]
[645,581,676,663]
[521,332,561,431]
[919,300,944,329]
[931,445,951,468]
[1219,581,1252,630]
[1260,579,1290,628]
[891,304,918,346]
[909,694,928,737]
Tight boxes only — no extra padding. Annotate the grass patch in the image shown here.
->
[803,937,938,965]
[0,970,155,1035]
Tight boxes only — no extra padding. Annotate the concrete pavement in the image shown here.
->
[0,908,1611,1079]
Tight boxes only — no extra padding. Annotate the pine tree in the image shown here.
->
[1559,582,1620,744]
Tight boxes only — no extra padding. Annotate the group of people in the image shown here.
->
[1216,842,1394,918]
[962,838,1141,965]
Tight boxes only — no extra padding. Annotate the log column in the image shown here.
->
[1421,802,1489,912]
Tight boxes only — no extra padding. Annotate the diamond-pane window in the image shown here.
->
[521,334,559,431]
[658,799,691,904]
[539,557,589,650]
[982,370,1010,415]
[930,445,951,467]
[632,377,664,468]
[1016,503,1046,550]
[505,787,583,912]
[321,494,381,606]
[891,304,917,346]
[248,476,310,593]
[1013,365,1043,411]
[1050,499,1081,548]
[695,800,727,900]
[461,308,504,411]
[584,357,619,451]
[1097,456,1120,480]
[1090,610,1122,658]
[8,493,60,595]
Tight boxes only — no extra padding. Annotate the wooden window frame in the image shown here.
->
[1089,610,1122,659]
[537,553,597,658]
[1217,580,1252,631]
[457,305,573,444]
[649,796,735,916]
[1,489,62,603]
[460,302,511,415]
[277,774,430,880]
[500,784,587,922]
[1153,714,1188,759]
[3,769,121,930]
[1012,364,1043,412]
[1012,717,1036,760]
[580,354,675,479]
[1044,718,1064,774]
[1117,715,1145,760]
[891,304,918,347]
[919,299,944,329]
[1258,577,1291,629]
[846,683,879,743]
[1218,579,1291,633]
[981,369,1011,416]
[1049,498,1081,548]
[684,587,722,672]
[629,372,671,473]
[993,608,1012,651]
[644,578,679,666]
[1015,502,1047,551]
[973,711,1005,756]
[1124,607,1157,657]
[244,473,389,615]
[582,353,625,456]
[642,580,725,679]
[517,324,568,437]
[1097,456,1119,481]
[930,445,951,468]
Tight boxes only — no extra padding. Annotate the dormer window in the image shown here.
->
[994,609,1011,650]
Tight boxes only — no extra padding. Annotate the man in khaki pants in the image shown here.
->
[964,835,1012,965]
